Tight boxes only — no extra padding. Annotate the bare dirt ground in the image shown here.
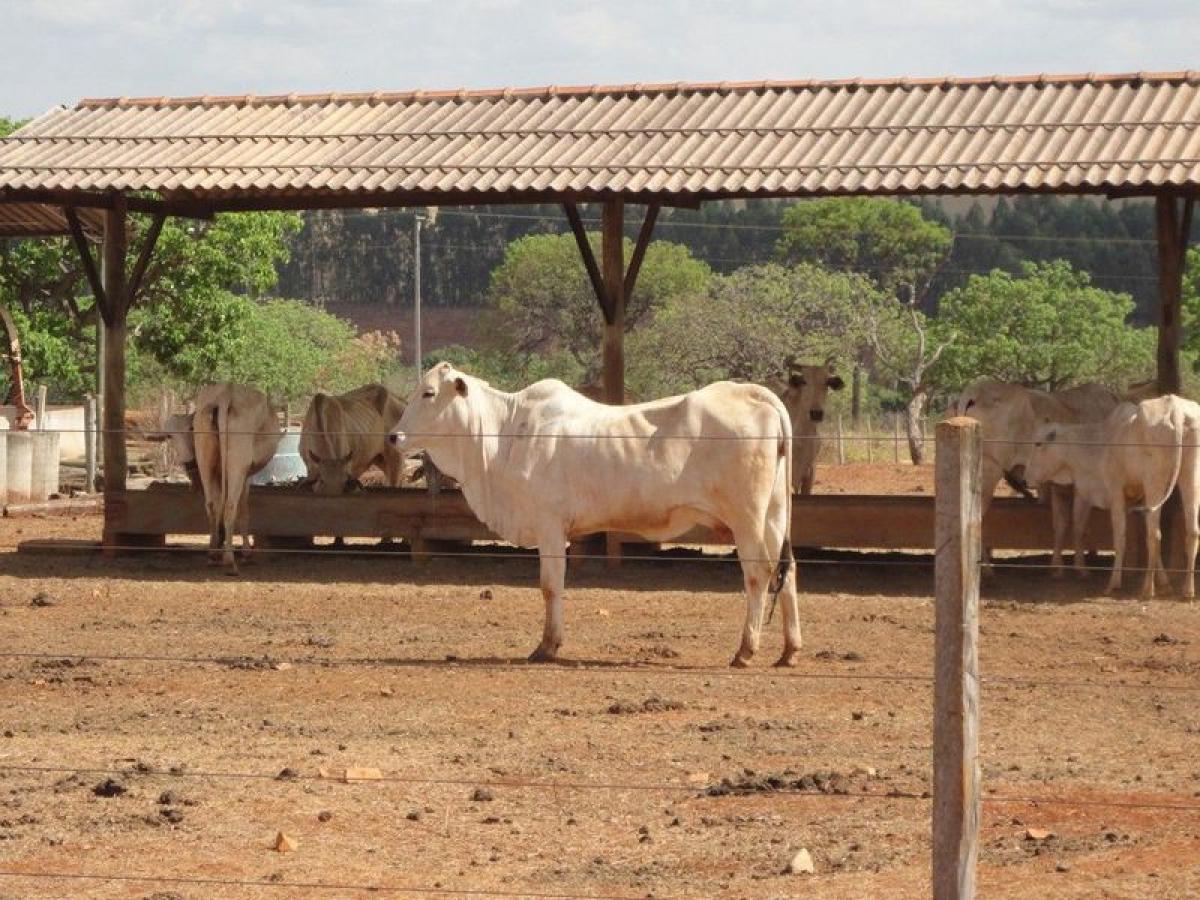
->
[1,464,1198,899]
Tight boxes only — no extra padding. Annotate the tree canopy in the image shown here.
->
[935,260,1155,391]
[776,197,953,292]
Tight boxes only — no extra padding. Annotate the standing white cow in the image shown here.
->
[952,379,1119,572]
[300,383,406,494]
[1026,395,1200,598]
[771,360,845,495]
[154,384,282,573]
[389,363,798,667]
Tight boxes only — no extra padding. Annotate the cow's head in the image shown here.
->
[389,362,474,460]
[1023,424,1071,490]
[782,360,844,425]
[301,393,357,496]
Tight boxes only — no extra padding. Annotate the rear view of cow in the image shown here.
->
[192,383,282,573]
[300,384,406,494]
[773,360,844,495]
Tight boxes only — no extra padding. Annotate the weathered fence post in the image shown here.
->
[35,384,47,430]
[835,414,845,465]
[84,394,98,493]
[893,413,901,464]
[865,414,874,463]
[933,417,981,900]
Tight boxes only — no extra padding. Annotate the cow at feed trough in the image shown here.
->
[389,362,799,667]
[149,384,282,573]
[1024,395,1200,598]
[952,378,1119,573]
[300,383,406,494]
[770,360,844,495]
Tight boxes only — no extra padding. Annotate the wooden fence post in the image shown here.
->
[84,394,97,493]
[865,414,873,463]
[835,414,845,465]
[933,417,982,900]
[35,384,47,430]
[893,413,901,464]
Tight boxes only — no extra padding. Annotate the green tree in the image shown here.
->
[776,197,953,291]
[626,263,880,399]
[935,260,1155,392]
[486,233,711,382]
[0,210,302,401]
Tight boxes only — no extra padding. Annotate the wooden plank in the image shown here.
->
[103,485,1110,554]
[127,210,166,300]
[623,202,660,300]
[562,202,608,321]
[601,199,626,565]
[64,206,107,316]
[932,417,981,900]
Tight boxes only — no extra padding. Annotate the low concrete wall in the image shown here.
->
[0,404,87,462]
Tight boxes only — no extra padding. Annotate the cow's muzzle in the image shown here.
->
[1003,465,1036,500]
[809,409,824,423]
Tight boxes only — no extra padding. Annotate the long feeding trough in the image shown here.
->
[0,71,1196,554]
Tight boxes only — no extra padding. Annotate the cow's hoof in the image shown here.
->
[730,655,751,669]
[527,645,559,663]
[773,650,799,668]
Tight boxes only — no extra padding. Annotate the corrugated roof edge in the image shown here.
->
[73,70,1200,109]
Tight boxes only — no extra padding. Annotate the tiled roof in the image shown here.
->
[1,71,1197,207]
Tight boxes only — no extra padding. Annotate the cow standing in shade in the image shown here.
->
[1025,395,1200,598]
[389,363,798,667]
[300,384,406,494]
[952,378,1119,573]
[149,384,281,573]
[771,360,844,495]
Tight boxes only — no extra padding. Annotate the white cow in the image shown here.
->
[952,379,1119,572]
[389,363,798,667]
[151,384,281,573]
[1026,395,1200,598]
[771,361,845,495]
[300,383,406,495]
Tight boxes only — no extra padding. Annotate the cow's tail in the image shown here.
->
[766,398,795,623]
[1135,401,1185,515]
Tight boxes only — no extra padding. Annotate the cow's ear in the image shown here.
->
[827,375,845,391]
[454,377,468,397]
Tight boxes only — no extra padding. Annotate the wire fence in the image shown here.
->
[4,420,1200,894]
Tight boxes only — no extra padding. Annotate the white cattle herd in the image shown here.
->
[154,362,1193,665]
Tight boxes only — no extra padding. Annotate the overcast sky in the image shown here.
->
[3,0,1198,118]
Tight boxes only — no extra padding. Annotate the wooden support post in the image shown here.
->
[933,417,982,900]
[1155,193,1192,395]
[893,413,901,463]
[84,395,97,494]
[101,197,129,503]
[601,200,626,565]
[835,414,845,464]
[865,414,873,463]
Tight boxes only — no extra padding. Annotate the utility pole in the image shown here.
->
[413,211,424,377]
[413,207,438,376]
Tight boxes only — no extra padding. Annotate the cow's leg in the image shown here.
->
[1071,493,1091,580]
[381,442,404,487]
[1050,485,1070,577]
[221,468,251,575]
[237,480,253,562]
[1106,502,1126,595]
[764,511,800,668]
[1142,506,1163,599]
[731,531,772,668]
[529,540,567,662]
[799,470,814,496]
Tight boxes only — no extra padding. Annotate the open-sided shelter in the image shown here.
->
[0,71,1195,548]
